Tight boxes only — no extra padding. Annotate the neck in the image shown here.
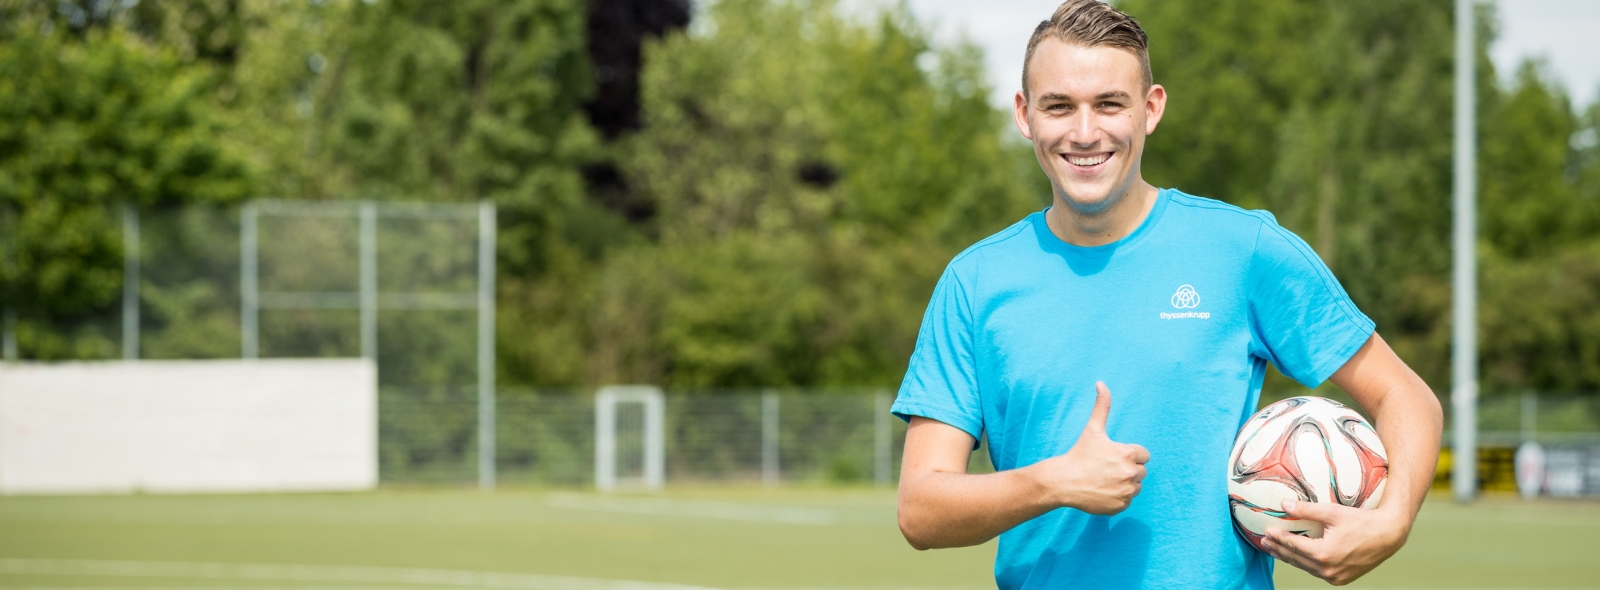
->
[1045,179,1159,247]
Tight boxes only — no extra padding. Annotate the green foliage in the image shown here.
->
[1125,0,1459,389]
[1478,64,1600,391]
[252,0,606,387]
[274,0,596,206]
[1124,0,1600,394]
[6,0,1598,398]
[0,7,251,358]
[515,0,1044,387]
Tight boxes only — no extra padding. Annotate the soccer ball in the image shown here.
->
[1227,396,1388,550]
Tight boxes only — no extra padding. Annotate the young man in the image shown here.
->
[891,1,1444,588]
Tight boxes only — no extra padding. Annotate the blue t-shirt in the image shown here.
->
[891,189,1374,589]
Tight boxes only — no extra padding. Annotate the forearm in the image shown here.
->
[897,390,1147,551]
[1369,379,1443,523]
[1334,334,1443,525]
[898,466,1056,550]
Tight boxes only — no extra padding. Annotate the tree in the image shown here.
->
[522,0,1045,387]
[1478,63,1600,391]
[0,7,251,359]
[1123,0,1600,394]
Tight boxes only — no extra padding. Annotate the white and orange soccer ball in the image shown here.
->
[1227,396,1388,550]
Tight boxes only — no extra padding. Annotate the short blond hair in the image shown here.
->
[1022,0,1152,98]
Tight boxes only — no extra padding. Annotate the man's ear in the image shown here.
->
[1143,84,1167,135]
[1013,90,1034,141]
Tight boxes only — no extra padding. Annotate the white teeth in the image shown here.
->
[1068,154,1109,166]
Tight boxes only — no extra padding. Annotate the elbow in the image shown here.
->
[897,509,934,551]
[1419,384,1444,428]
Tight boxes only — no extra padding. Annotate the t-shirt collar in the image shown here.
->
[1034,187,1171,259]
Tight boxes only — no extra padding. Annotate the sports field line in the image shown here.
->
[544,494,836,525]
[0,587,431,589]
[0,559,720,590]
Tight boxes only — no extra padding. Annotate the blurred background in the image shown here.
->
[0,0,1597,588]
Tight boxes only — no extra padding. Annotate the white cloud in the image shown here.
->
[1491,0,1600,108]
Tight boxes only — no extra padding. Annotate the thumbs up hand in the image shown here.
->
[1026,382,1151,515]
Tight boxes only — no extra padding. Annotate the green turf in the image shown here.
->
[0,488,1595,589]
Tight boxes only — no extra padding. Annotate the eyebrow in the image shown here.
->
[1037,91,1133,102]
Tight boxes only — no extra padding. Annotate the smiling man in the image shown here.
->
[890,1,1443,588]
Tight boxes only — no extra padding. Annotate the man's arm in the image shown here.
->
[897,382,1149,550]
[1261,332,1444,585]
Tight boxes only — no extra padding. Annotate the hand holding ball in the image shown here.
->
[1227,397,1388,550]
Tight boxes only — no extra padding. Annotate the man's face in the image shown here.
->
[1014,39,1165,215]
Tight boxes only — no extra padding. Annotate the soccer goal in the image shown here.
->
[595,385,664,491]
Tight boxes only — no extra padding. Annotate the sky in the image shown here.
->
[888,0,1600,110]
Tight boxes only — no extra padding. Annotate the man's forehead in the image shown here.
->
[1026,38,1144,96]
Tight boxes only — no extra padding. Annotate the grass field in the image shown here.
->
[1,488,1596,589]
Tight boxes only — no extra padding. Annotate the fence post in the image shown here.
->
[644,390,664,490]
[596,389,615,492]
[122,203,139,361]
[763,389,779,487]
[1449,0,1479,504]
[240,202,259,359]
[477,201,497,491]
[1521,391,1537,443]
[875,391,891,487]
[359,202,377,362]
[2,307,14,361]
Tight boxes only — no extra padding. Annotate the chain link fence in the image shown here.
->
[379,388,994,488]
[379,387,1600,496]
[10,204,1599,495]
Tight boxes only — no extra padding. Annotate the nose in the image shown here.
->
[1065,108,1099,148]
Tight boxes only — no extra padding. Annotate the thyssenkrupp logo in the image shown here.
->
[1171,285,1201,308]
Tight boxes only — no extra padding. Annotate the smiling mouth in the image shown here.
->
[1064,152,1112,168]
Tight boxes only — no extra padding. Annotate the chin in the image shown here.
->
[1057,186,1121,216]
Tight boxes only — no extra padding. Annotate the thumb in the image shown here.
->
[1082,382,1112,438]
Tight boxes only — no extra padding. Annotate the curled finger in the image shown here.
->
[1129,444,1151,464]
[1261,535,1326,581]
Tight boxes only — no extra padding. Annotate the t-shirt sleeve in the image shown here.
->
[1247,217,1376,388]
[891,263,984,440]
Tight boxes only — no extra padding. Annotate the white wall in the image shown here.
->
[0,359,376,494]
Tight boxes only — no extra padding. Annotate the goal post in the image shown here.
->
[595,385,664,492]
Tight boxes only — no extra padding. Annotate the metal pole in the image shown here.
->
[1521,391,1537,443]
[875,391,891,487]
[241,202,259,359]
[2,307,15,361]
[477,201,497,491]
[596,389,616,492]
[0,203,12,361]
[359,202,377,361]
[122,203,139,360]
[762,389,779,487]
[644,390,664,490]
[1451,0,1479,503]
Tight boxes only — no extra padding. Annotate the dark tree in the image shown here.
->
[584,0,691,139]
